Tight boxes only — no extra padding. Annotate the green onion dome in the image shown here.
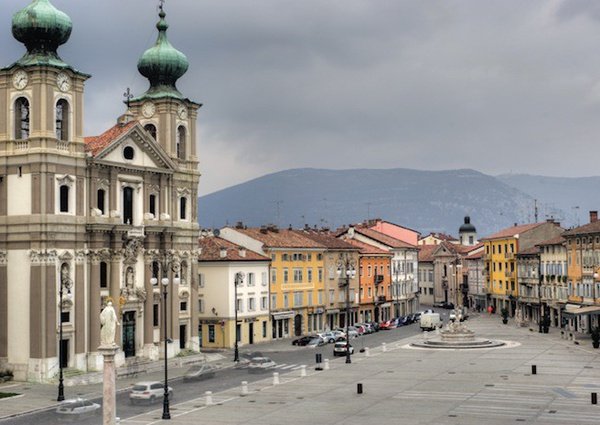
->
[12,0,72,60]
[137,9,189,99]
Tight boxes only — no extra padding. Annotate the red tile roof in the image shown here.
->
[84,121,138,157]
[517,246,540,256]
[198,236,270,262]
[420,232,458,242]
[231,227,325,249]
[296,230,358,250]
[345,239,391,256]
[536,235,565,246]
[563,221,600,237]
[418,245,437,262]
[353,227,416,249]
[481,223,543,241]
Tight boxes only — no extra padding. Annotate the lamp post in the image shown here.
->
[337,254,356,364]
[393,264,400,318]
[150,255,180,421]
[57,266,73,402]
[234,272,245,363]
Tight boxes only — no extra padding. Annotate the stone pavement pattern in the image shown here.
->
[117,316,600,425]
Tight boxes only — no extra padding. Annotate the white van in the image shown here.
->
[420,313,442,331]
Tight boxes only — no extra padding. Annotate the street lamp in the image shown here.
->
[337,254,356,364]
[57,265,73,402]
[234,272,245,363]
[150,255,180,421]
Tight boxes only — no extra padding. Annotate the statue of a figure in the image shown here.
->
[126,267,134,289]
[100,301,118,347]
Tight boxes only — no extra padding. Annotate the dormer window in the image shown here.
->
[55,99,69,141]
[144,123,157,140]
[14,97,29,140]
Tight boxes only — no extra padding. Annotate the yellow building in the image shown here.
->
[220,225,326,338]
[482,222,563,315]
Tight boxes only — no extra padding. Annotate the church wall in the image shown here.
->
[6,250,30,380]
[7,174,31,215]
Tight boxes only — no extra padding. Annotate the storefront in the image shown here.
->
[271,310,294,339]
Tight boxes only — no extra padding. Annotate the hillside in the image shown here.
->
[199,168,543,236]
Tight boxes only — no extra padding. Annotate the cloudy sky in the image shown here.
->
[3,0,600,195]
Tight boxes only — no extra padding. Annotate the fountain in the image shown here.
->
[410,309,505,350]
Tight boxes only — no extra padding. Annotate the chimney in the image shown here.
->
[235,221,244,229]
[590,211,598,223]
[239,248,246,258]
[219,248,227,258]
[260,225,268,234]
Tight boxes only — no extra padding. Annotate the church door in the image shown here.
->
[122,311,136,358]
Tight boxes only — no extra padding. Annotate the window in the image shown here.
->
[149,194,156,217]
[176,126,186,159]
[308,292,313,306]
[307,268,313,282]
[100,262,108,288]
[368,287,372,298]
[208,325,215,343]
[368,266,372,277]
[317,254,323,261]
[198,273,205,288]
[236,298,243,312]
[61,311,70,324]
[153,304,159,326]
[293,268,303,283]
[283,268,289,283]
[294,292,303,307]
[97,189,106,215]
[329,289,335,303]
[283,293,289,308]
[282,253,289,261]
[144,123,157,140]
[271,268,277,284]
[14,97,29,139]
[122,186,133,224]
[262,321,267,338]
[271,294,277,308]
[198,299,204,313]
[180,301,187,311]
[248,298,256,311]
[123,146,135,160]
[261,272,267,286]
[261,296,268,310]
[318,268,323,282]
[152,261,160,280]
[179,197,187,220]
[247,273,255,286]
[55,99,69,141]
[318,290,323,304]
[59,185,69,212]
[306,254,312,261]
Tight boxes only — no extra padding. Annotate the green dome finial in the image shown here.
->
[12,0,72,66]
[137,5,189,100]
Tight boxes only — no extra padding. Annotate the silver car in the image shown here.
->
[183,364,217,381]
[55,398,100,417]
[129,381,173,404]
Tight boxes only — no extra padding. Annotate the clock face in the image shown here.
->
[13,70,28,90]
[142,102,155,118]
[177,105,187,120]
[57,73,71,92]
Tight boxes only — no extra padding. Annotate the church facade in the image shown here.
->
[0,0,200,382]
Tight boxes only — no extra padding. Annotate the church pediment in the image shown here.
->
[85,121,176,171]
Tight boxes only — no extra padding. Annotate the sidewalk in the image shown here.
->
[116,315,600,425]
[0,351,225,421]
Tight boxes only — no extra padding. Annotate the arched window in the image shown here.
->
[55,99,69,141]
[180,197,187,220]
[123,186,133,224]
[97,189,106,215]
[144,123,157,140]
[59,185,69,212]
[176,126,186,159]
[149,194,157,217]
[14,97,30,140]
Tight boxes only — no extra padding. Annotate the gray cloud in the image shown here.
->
[3,0,600,195]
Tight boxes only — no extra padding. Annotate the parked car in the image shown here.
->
[336,327,358,339]
[379,320,394,330]
[129,381,173,404]
[56,398,100,417]
[319,331,345,343]
[368,321,380,332]
[420,313,443,331]
[235,351,264,368]
[333,341,354,356]
[183,363,217,381]
[306,337,326,348]
[292,335,317,346]
[247,357,276,373]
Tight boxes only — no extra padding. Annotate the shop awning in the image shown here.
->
[568,306,600,315]
[271,311,295,320]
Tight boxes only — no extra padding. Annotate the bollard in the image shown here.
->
[300,365,307,377]
[241,381,249,396]
[273,372,280,385]
[357,383,363,394]
[324,359,330,370]
[316,353,322,364]
[365,347,370,357]
[531,365,537,375]
[592,392,598,405]
[382,342,387,352]
[205,390,213,406]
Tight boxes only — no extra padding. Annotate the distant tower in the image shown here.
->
[459,216,478,246]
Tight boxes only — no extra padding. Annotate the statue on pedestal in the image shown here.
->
[100,301,118,347]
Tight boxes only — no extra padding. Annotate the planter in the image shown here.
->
[502,319,508,325]
[593,341,599,349]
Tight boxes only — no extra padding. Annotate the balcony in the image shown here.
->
[376,295,387,304]
[504,252,515,260]
[504,271,515,279]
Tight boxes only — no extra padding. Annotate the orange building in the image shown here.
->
[346,239,392,323]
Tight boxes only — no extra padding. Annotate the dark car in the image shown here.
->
[292,335,317,346]
[369,321,380,332]
[442,302,455,309]
[397,316,410,326]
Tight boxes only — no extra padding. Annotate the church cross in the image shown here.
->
[123,88,133,109]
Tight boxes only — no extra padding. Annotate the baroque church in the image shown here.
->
[0,0,201,382]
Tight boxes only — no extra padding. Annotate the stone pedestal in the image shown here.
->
[99,345,119,425]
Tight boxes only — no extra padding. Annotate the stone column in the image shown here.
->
[189,259,199,351]
[99,345,119,425]
[89,255,101,352]
[110,254,122,344]
[75,256,86,355]
[143,258,154,349]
